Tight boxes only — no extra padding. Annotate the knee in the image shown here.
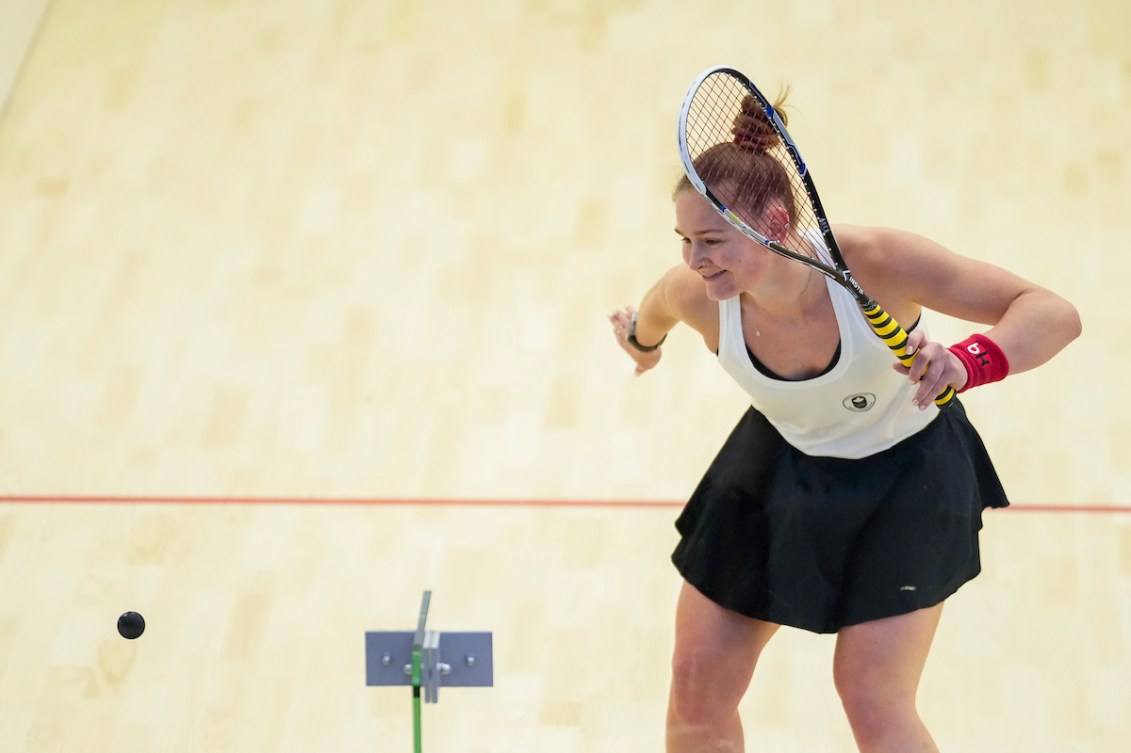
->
[835,677,887,741]
[668,649,750,726]
[833,666,917,743]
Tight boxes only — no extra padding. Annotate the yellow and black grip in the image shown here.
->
[862,302,957,408]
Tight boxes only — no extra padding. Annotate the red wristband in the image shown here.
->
[947,334,1010,393]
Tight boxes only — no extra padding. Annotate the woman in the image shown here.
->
[609,92,1081,752]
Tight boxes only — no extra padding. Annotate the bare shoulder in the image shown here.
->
[833,224,916,270]
[834,224,957,286]
[831,224,943,323]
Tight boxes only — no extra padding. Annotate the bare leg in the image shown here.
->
[833,604,944,753]
[666,582,779,753]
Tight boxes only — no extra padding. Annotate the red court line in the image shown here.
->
[1,495,1129,513]
[0,495,683,509]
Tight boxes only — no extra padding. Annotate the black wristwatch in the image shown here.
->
[627,311,667,353]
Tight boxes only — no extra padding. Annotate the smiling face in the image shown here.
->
[674,188,788,301]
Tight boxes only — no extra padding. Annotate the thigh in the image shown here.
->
[833,604,944,700]
[671,581,780,704]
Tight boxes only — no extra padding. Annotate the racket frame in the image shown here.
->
[677,65,956,407]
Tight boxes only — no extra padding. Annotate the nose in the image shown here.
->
[686,241,711,270]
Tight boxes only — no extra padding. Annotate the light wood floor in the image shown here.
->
[1,1,1129,751]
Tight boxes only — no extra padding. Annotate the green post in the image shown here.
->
[411,591,432,753]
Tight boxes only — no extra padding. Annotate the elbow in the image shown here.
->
[1061,298,1083,344]
[1030,287,1082,346]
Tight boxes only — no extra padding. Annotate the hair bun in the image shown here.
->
[731,94,780,153]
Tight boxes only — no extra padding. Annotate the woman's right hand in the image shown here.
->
[609,306,663,376]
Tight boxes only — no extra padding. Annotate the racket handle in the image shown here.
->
[862,303,957,409]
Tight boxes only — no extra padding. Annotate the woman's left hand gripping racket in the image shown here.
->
[677,66,956,408]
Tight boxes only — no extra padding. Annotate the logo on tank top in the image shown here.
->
[842,393,877,412]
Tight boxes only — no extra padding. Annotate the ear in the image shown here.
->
[763,202,791,242]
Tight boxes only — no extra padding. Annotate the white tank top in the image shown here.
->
[716,276,937,458]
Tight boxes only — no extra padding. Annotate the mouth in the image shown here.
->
[701,270,726,281]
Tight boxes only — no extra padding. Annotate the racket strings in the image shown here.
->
[682,73,822,262]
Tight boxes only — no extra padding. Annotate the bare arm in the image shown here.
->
[840,225,1082,403]
[609,264,715,375]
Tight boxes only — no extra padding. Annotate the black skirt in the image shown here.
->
[671,400,1008,634]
